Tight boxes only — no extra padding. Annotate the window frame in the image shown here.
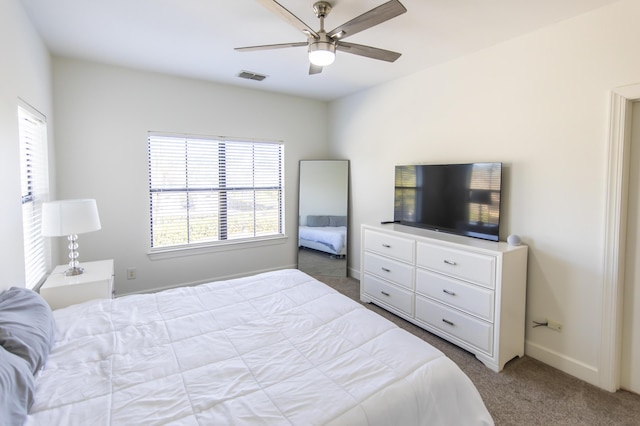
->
[18,100,51,289]
[147,132,286,258]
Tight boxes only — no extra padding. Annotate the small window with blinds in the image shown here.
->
[18,103,50,289]
[148,133,284,250]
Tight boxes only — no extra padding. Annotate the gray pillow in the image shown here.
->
[306,215,330,227]
[329,216,347,227]
[0,287,56,374]
[0,346,35,425]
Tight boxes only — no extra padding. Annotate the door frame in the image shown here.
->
[601,83,640,391]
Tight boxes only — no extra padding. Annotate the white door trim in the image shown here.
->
[601,83,640,391]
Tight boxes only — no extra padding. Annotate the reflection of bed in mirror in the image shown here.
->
[298,215,347,257]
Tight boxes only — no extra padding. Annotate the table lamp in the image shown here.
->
[41,199,101,276]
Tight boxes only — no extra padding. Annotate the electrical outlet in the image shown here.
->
[547,319,562,332]
[126,267,136,280]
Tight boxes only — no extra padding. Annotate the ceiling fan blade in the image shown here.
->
[235,41,307,52]
[309,63,323,75]
[327,0,407,40]
[257,0,318,38]
[336,42,401,62]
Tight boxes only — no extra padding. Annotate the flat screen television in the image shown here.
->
[394,162,502,242]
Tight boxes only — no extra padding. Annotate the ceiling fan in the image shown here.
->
[235,0,407,75]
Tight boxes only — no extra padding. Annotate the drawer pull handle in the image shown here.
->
[382,244,392,248]
[381,291,390,297]
[442,289,456,296]
[442,319,455,326]
[381,267,391,272]
[443,260,457,266]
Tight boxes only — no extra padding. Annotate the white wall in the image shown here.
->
[0,0,55,290]
[52,57,329,295]
[329,0,640,388]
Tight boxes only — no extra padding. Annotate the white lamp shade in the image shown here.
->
[41,199,102,236]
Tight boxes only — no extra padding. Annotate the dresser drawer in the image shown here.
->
[364,230,414,263]
[363,252,414,290]
[415,296,493,354]
[416,242,496,288]
[363,274,414,316]
[416,269,494,322]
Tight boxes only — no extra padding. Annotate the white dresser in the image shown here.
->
[361,224,528,372]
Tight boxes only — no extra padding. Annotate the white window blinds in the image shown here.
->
[148,134,284,250]
[18,104,50,289]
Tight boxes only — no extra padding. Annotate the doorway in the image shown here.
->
[601,84,640,392]
[621,101,640,393]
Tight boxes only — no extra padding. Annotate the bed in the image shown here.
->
[298,215,347,256]
[2,269,493,425]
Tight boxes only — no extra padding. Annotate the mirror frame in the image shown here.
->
[297,160,349,277]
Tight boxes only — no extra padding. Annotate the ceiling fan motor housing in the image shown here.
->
[313,2,332,18]
[309,1,336,66]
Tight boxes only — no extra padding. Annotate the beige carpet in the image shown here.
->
[315,275,640,426]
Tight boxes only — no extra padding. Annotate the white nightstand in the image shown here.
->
[40,259,115,310]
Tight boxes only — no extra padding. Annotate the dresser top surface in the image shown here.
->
[363,224,526,254]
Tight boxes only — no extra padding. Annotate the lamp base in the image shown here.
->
[64,266,85,276]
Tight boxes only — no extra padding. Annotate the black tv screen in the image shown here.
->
[394,162,502,242]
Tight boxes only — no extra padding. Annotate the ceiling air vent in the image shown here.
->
[237,71,267,81]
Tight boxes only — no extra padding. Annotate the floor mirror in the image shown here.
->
[297,160,349,277]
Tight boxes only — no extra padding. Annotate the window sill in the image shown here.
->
[147,235,288,260]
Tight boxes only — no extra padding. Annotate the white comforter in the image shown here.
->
[27,269,492,425]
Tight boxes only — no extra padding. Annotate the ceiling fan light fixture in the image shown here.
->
[236,0,406,75]
[308,41,335,66]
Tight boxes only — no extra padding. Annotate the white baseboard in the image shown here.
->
[525,340,601,389]
[349,267,361,281]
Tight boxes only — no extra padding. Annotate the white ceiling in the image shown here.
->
[19,0,619,101]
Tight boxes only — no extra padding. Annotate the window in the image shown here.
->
[18,103,50,289]
[148,133,284,251]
